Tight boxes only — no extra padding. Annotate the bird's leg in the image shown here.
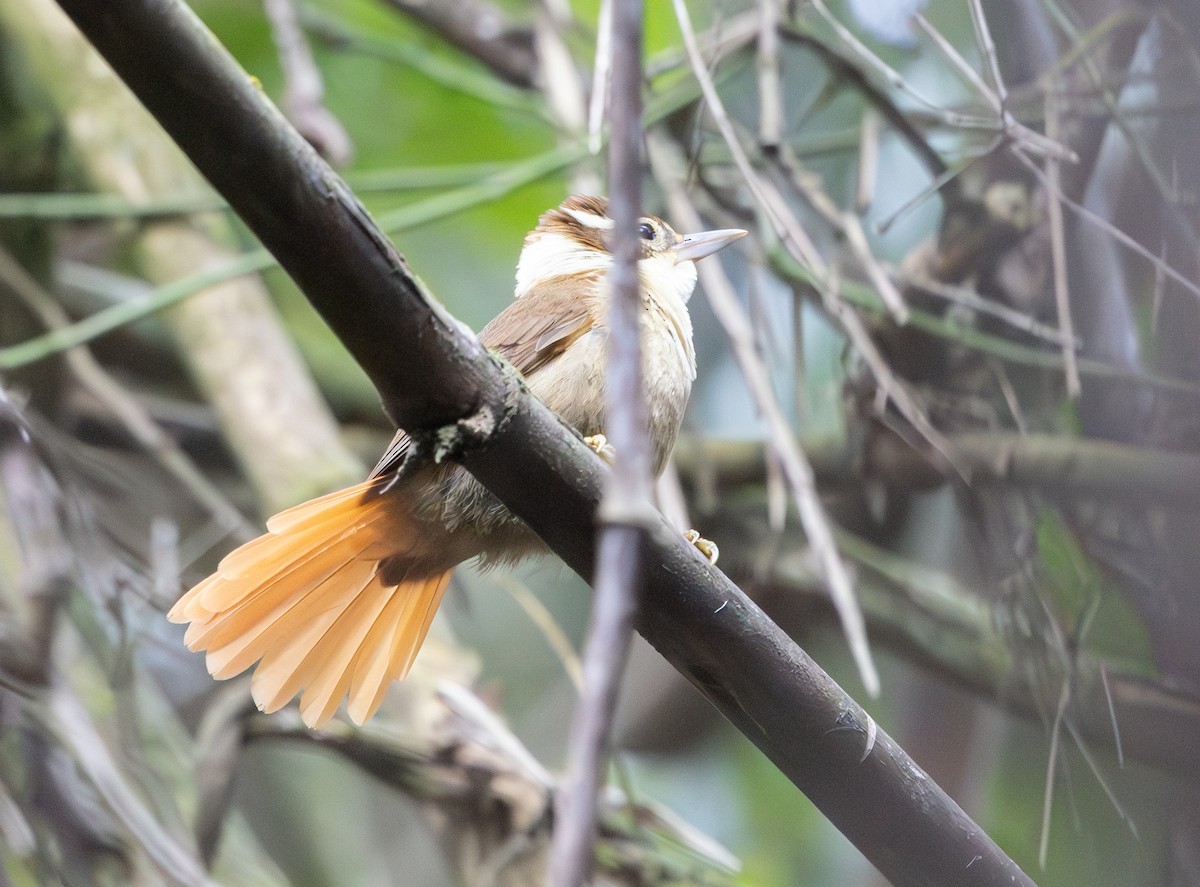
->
[583,433,617,464]
[683,529,719,564]
[584,433,717,563]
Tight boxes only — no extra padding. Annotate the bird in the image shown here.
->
[168,195,746,728]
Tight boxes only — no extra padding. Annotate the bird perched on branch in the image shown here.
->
[169,196,745,727]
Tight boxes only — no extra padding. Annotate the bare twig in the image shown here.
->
[968,0,1007,108]
[250,681,741,885]
[1039,674,1070,867]
[533,4,589,149]
[671,17,952,465]
[805,0,995,130]
[2,0,364,514]
[0,393,70,691]
[966,0,1075,162]
[304,7,543,116]
[262,0,352,165]
[1100,665,1124,768]
[550,0,648,883]
[872,142,998,235]
[42,688,221,887]
[1043,90,1082,397]
[587,0,613,154]
[913,14,995,106]
[672,2,824,274]
[756,0,782,150]
[690,489,1200,780]
[1036,2,1194,230]
[855,109,879,212]
[380,0,537,88]
[686,431,1200,506]
[840,207,908,323]
[777,25,948,183]
[0,74,720,372]
[491,573,583,692]
[893,264,1077,347]
[1015,149,1200,304]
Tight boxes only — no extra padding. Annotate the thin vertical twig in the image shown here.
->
[913,13,997,108]
[491,573,585,693]
[261,0,352,165]
[968,0,1009,108]
[965,0,1074,165]
[855,109,879,213]
[587,0,614,154]
[658,161,878,697]
[1099,665,1125,768]
[549,0,648,883]
[1043,90,1082,398]
[756,0,782,150]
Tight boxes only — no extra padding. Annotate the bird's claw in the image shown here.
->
[583,433,616,464]
[583,436,715,563]
[684,529,719,564]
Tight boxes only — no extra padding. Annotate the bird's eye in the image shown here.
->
[638,222,656,240]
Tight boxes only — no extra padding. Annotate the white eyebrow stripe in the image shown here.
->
[564,208,613,230]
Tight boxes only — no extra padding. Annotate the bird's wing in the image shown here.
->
[370,274,600,479]
[369,430,411,480]
[479,273,599,376]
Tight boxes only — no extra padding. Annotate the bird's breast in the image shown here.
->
[527,298,695,475]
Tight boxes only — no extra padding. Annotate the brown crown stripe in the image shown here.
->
[530,196,676,258]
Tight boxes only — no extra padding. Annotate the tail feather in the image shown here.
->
[171,507,381,626]
[250,554,383,710]
[293,586,382,726]
[212,493,393,588]
[205,548,372,682]
[346,572,451,724]
[216,505,367,581]
[183,534,365,655]
[265,476,391,534]
[345,581,413,723]
[168,478,453,728]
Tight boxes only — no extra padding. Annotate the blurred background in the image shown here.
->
[1,0,1197,884]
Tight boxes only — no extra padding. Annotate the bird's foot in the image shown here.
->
[684,529,719,564]
[583,433,616,464]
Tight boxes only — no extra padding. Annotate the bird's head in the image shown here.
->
[514,195,746,303]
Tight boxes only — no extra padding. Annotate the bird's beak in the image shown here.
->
[674,228,747,264]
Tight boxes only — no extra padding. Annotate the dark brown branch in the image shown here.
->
[380,0,538,89]
[49,1,1036,884]
[777,25,949,185]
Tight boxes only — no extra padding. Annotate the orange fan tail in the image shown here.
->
[168,478,452,727]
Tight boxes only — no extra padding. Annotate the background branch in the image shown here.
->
[381,0,538,88]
